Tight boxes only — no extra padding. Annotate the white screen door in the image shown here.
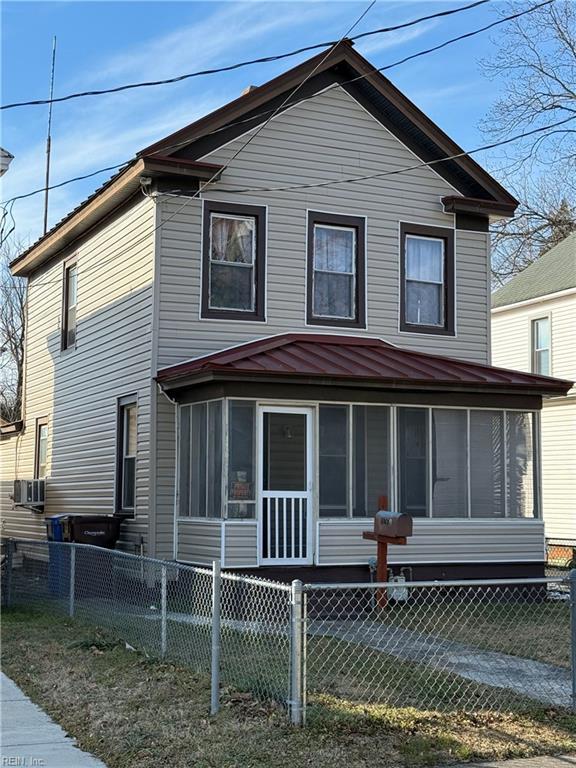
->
[258,406,313,565]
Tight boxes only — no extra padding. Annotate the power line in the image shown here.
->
[23,114,575,291]
[0,0,553,210]
[20,1,378,288]
[1,0,489,111]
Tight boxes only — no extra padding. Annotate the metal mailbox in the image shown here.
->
[374,510,413,539]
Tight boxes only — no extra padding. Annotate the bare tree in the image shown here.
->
[481,0,576,282]
[0,240,26,423]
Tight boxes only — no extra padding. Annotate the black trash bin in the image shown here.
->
[66,515,121,548]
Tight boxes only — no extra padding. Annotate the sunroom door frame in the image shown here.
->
[256,405,314,566]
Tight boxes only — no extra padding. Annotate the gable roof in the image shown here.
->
[12,40,517,277]
[157,333,572,396]
[492,233,576,309]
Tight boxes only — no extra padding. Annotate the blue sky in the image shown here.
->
[2,0,509,245]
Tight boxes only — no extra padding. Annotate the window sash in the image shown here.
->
[404,235,445,327]
[208,213,256,312]
[532,318,550,374]
[312,224,357,320]
[63,264,78,348]
[36,423,48,479]
[118,400,137,512]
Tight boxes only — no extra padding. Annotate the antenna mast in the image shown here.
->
[43,36,57,235]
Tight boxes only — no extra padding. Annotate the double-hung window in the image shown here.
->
[34,418,49,479]
[400,223,454,335]
[201,201,266,321]
[116,396,137,514]
[532,317,550,375]
[62,261,78,349]
[307,211,366,327]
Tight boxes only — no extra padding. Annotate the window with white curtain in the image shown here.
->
[307,212,365,327]
[202,202,266,320]
[532,317,550,375]
[209,214,256,311]
[313,225,356,319]
[405,235,444,327]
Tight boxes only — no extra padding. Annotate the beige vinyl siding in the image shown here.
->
[177,519,221,564]
[5,197,156,549]
[223,521,258,567]
[492,292,576,543]
[317,519,546,565]
[156,86,490,369]
[540,399,576,542]
[1,434,46,539]
[154,388,177,559]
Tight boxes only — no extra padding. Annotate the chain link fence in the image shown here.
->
[2,538,573,726]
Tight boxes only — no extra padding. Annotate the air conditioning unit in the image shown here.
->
[12,479,45,509]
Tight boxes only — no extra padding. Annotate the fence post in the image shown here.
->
[570,569,576,710]
[68,546,76,618]
[210,559,222,716]
[161,564,167,658]
[289,579,304,726]
[4,538,14,608]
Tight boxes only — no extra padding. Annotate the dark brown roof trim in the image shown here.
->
[442,195,517,218]
[0,420,23,437]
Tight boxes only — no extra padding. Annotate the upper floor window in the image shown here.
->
[532,317,550,375]
[400,223,454,336]
[201,201,266,321]
[34,418,48,479]
[307,211,366,328]
[62,262,78,350]
[116,396,137,514]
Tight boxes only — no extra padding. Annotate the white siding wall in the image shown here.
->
[3,197,156,550]
[492,292,576,542]
[156,87,493,561]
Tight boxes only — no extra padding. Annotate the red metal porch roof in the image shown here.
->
[156,333,572,395]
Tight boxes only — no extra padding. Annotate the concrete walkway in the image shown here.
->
[447,756,576,768]
[1,673,107,767]
[310,620,571,708]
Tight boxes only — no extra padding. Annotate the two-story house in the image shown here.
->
[492,233,576,554]
[2,43,571,580]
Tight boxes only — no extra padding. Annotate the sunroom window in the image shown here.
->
[179,401,223,517]
[228,400,256,519]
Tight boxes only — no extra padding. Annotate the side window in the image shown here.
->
[201,201,266,321]
[34,418,49,479]
[307,211,366,328]
[400,223,454,335]
[531,317,550,375]
[116,397,137,514]
[62,262,78,350]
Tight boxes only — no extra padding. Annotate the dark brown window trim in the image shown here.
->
[115,395,137,517]
[306,211,366,328]
[34,417,49,479]
[61,255,78,351]
[399,222,455,336]
[201,200,266,322]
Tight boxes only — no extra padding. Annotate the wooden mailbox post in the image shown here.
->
[363,496,413,608]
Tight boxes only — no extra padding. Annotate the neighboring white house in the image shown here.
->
[492,233,576,547]
[1,43,572,581]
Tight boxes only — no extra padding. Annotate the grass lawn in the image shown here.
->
[2,608,576,768]
[377,595,570,669]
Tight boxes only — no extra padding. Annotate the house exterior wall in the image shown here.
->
[156,86,494,561]
[1,197,156,551]
[492,290,576,543]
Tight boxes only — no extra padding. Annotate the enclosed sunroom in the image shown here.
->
[157,334,571,579]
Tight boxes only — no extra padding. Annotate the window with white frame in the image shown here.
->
[532,317,550,375]
[62,262,78,349]
[201,201,266,321]
[116,397,137,514]
[307,212,366,327]
[227,400,256,519]
[400,223,454,335]
[35,418,48,479]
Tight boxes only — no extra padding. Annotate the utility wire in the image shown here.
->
[23,114,575,291]
[1,0,488,111]
[20,1,378,287]
[0,0,554,210]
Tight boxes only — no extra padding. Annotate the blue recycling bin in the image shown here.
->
[46,515,70,597]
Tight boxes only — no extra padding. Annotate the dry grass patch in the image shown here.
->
[2,608,575,768]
